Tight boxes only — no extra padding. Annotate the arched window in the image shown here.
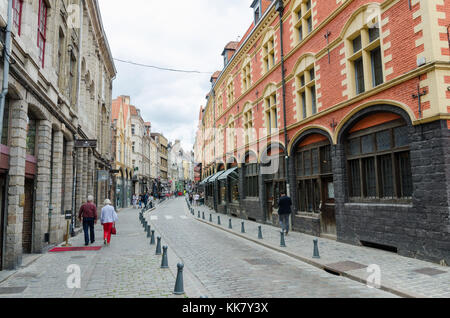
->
[294,54,317,120]
[345,113,412,202]
[261,29,276,73]
[344,5,384,97]
[241,56,252,92]
[292,0,313,45]
[227,76,235,106]
[263,84,278,135]
[242,103,253,145]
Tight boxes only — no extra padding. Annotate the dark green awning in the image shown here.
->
[218,167,238,181]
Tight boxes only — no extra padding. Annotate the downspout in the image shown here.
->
[0,0,13,143]
[276,0,290,196]
[72,0,84,230]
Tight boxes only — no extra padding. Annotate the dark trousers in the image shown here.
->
[82,218,95,245]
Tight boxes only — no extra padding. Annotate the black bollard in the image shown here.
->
[209,214,212,222]
[173,263,185,295]
[150,230,155,245]
[229,219,232,229]
[280,231,286,247]
[258,226,263,239]
[161,246,169,269]
[146,225,151,238]
[313,239,320,258]
[202,212,205,220]
[217,215,221,225]
[155,237,162,255]
[198,211,200,218]
[241,222,245,233]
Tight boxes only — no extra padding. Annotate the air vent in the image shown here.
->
[361,240,397,253]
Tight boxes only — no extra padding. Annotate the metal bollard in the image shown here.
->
[313,239,320,258]
[198,211,200,218]
[241,222,245,233]
[146,225,151,237]
[229,219,232,229]
[155,237,162,255]
[218,215,221,225]
[258,226,263,239]
[202,212,205,220]
[150,230,155,245]
[280,231,286,247]
[209,214,212,222]
[173,263,185,295]
[161,246,169,269]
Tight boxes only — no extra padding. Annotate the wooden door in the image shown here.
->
[320,176,336,237]
[23,178,35,254]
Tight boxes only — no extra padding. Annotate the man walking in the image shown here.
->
[78,195,98,246]
[278,192,292,236]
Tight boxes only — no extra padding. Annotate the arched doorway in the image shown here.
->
[293,131,335,236]
[260,143,286,223]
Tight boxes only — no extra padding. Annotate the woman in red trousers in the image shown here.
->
[100,199,119,246]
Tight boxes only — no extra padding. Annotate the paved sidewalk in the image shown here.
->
[188,201,449,298]
[0,205,185,298]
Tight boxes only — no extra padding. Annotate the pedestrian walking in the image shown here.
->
[138,193,143,209]
[101,199,119,246]
[189,193,193,205]
[277,192,292,236]
[132,194,138,209]
[78,195,98,246]
[194,193,199,206]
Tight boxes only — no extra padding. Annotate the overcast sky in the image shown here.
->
[98,0,254,152]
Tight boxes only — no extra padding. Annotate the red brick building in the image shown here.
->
[195,0,450,264]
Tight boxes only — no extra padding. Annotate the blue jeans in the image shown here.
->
[279,214,290,233]
[82,218,95,245]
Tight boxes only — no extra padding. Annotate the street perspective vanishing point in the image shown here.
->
[0,0,448,309]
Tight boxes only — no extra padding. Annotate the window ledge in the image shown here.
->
[345,202,412,208]
[295,212,320,220]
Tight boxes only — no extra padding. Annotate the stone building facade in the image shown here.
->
[195,0,450,264]
[0,0,115,270]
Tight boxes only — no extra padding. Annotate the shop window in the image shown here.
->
[245,163,259,197]
[346,118,412,202]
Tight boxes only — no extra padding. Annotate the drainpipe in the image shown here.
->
[276,0,290,196]
[0,0,13,143]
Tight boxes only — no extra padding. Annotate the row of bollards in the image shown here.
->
[190,208,322,259]
[139,210,185,295]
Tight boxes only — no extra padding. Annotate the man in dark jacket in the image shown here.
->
[277,192,292,235]
[78,195,98,246]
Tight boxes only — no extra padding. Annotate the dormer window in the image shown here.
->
[251,0,262,25]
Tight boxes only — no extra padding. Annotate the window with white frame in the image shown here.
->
[265,92,278,135]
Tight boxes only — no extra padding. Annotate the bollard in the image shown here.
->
[313,239,320,258]
[155,237,162,255]
[198,211,200,218]
[202,212,205,220]
[150,230,155,245]
[209,214,212,222]
[241,222,245,233]
[173,263,185,295]
[280,231,286,247]
[146,225,151,237]
[218,215,221,225]
[229,219,232,229]
[161,246,169,269]
[258,226,263,239]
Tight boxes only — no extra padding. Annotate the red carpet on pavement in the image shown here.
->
[49,246,102,252]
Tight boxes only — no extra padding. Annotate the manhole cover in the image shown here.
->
[325,261,367,272]
[0,287,27,295]
[413,267,447,276]
[244,258,282,265]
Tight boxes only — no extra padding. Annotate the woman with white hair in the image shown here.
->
[101,199,119,246]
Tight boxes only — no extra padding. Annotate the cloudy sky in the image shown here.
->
[98,0,254,151]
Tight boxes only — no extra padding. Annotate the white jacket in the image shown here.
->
[101,205,119,224]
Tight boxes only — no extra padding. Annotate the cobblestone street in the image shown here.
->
[1,197,448,298]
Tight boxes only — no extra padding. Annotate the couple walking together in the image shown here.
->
[78,196,119,246]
